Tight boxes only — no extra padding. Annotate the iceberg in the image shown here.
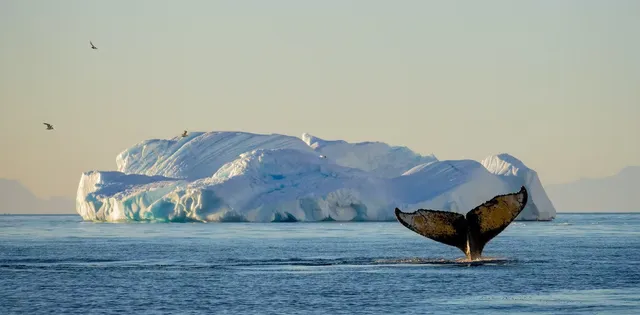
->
[76,131,556,222]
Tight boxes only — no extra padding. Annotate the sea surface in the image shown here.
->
[1,213,639,315]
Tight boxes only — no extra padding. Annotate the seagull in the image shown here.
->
[90,41,98,50]
[43,123,54,130]
[319,155,327,159]
[181,130,188,137]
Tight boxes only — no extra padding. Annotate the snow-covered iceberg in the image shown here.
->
[76,131,556,222]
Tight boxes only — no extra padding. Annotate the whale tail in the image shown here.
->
[394,186,528,260]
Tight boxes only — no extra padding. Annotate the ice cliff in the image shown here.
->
[76,131,556,222]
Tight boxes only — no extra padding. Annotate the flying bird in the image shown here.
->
[181,130,188,137]
[90,41,98,50]
[43,123,54,130]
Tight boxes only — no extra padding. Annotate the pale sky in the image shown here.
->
[1,0,639,199]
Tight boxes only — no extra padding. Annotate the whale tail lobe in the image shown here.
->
[394,186,528,260]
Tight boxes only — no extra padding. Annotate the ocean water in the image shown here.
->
[1,213,639,315]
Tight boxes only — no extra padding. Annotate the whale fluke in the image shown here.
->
[394,186,528,260]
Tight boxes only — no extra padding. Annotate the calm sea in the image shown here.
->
[1,213,639,314]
